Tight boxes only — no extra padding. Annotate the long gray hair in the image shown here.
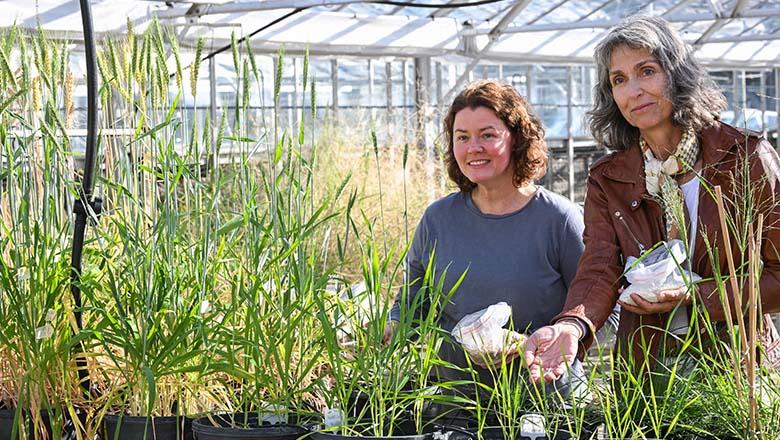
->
[588,15,727,151]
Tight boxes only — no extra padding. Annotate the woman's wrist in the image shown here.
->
[556,318,587,340]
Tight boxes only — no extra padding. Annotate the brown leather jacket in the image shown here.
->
[554,121,780,368]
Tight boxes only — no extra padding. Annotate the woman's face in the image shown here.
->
[452,106,514,189]
[609,45,675,134]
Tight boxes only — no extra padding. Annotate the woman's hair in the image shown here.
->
[588,15,727,150]
[442,80,547,192]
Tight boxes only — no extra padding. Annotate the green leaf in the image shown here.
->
[274,133,285,164]
[165,91,181,124]
[216,215,244,237]
[142,366,157,415]
[0,88,26,114]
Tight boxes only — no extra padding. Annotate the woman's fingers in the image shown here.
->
[524,324,578,384]
[623,287,691,314]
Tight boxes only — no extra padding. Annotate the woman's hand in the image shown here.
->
[618,286,692,315]
[523,321,581,384]
[382,320,398,345]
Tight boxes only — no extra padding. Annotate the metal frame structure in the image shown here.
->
[5,1,779,64]
[4,0,780,201]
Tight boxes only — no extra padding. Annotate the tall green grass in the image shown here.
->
[3,21,780,440]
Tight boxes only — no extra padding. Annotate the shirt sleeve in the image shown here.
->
[390,211,431,322]
[559,204,586,290]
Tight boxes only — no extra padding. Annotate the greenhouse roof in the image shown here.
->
[4,0,780,68]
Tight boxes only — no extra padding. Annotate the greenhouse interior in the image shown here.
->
[1,0,780,439]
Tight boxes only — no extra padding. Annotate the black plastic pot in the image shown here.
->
[309,431,432,440]
[192,414,308,440]
[0,407,75,440]
[443,424,596,440]
[103,414,190,440]
[0,408,19,440]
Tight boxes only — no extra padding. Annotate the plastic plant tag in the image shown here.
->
[199,299,211,315]
[35,324,54,340]
[258,402,288,424]
[45,308,55,322]
[519,413,546,440]
[323,408,345,430]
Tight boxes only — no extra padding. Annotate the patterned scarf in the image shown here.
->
[641,127,699,239]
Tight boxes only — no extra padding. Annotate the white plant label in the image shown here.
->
[259,402,288,424]
[519,413,546,440]
[35,324,54,340]
[323,408,345,430]
[199,299,211,315]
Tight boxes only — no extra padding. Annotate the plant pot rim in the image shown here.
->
[310,430,433,440]
[104,414,184,423]
[192,416,308,439]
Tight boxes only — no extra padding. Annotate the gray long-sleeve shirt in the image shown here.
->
[391,187,588,390]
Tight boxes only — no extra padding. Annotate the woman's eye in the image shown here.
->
[456,135,468,142]
[611,76,624,86]
[482,133,495,139]
[642,67,655,76]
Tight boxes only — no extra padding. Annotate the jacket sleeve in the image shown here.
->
[551,173,625,349]
[697,139,780,320]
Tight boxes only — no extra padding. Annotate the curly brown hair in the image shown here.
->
[443,80,548,192]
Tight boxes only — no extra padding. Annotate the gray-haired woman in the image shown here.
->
[524,14,780,382]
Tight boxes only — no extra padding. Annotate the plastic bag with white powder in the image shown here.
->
[451,302,526,366]
[619,239,701,306]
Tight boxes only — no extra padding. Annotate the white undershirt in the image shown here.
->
[680,177,700,257]
[669,177,700,335]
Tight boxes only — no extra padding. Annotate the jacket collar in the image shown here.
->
[601,121,738,185]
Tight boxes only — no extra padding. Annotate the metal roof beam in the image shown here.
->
[662,0,697,18]
[154,0,374,19]
[526,0,567,25]
[477,8,780,34]
[441,0,533,104]
[486,3,517,22]
[580,0,617,21]
[705,0,725,18]
[704,31,780,43]
[430,0,466,18]
[694,0,750,45]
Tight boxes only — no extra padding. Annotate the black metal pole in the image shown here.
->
[71,0,102,395]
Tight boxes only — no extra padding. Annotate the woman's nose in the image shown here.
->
[467,138,484,152]
[626,78,644,97]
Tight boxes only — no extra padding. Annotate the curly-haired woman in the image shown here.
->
[524,15,780,384]
[385,79,595,393]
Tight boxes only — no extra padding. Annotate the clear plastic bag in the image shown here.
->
[619,239,701,306]
[451,302,526,365]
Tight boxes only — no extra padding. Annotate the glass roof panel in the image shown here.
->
[446,1,518,23]
[2,0,778,66]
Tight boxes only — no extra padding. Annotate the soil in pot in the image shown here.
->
[103,414,189,440]
[192,413,308,440]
